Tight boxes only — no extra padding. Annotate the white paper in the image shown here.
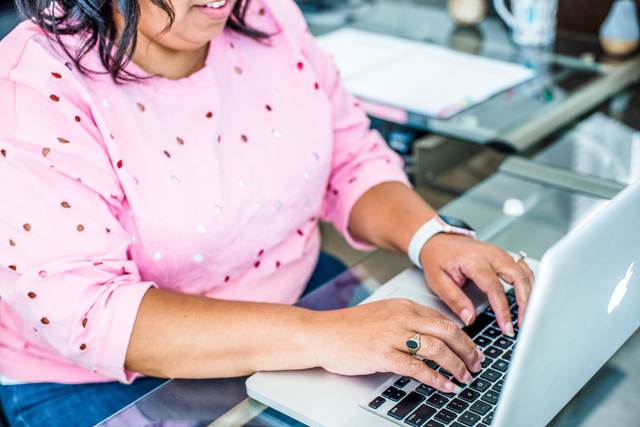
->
[317,28,536,118]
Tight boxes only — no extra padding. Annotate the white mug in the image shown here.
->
[494,0,558,46]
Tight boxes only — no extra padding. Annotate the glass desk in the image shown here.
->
[306,0,640,152]
[480,83,640,206]
[98,174,640,426]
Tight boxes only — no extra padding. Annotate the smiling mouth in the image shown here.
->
[204,0,226,8]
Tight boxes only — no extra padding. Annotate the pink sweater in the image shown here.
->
[0,0,409,384]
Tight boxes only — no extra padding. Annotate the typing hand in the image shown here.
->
[419,233,534,337]
[314,299,483,394]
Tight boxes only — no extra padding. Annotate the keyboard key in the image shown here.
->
[481,357,493,369]
[416,384,437,397]
[506,292,516,306]
[502,350,512,361]
[462,313,495,338]
[491,380,504,392]
[434,409,456,424]
[451,377,466,388]
[480,369,501,382]
[458,411,481,426]
[451,423,467,427]
[458,388,480,402]
[481,390,499,405]
[424,421,445,427]
[368,396,385,409]
[483,327,501,339]
[484,346,503,359]
[469,378,491,392]
[491,360,509,372]
[493,337,513,350]
[426,394,449,408]
[395,376,412,388]
[483,411,494,425]
[474,336,492,348]
[439,368,452,377]
[446,398,469,413]
[470,400,492,415]
[388,391,426,420]
[485,306,495,316]
[425,360,440,370]
[510,326,519,339]
[382,386,406,402]
[405,404,437,427]
[510,306,518,318]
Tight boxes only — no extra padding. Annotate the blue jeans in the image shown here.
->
[0,377,167,427]
[0,252,346,427]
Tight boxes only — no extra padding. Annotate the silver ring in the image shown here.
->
[513,251,527,263]
[406,334,421,355]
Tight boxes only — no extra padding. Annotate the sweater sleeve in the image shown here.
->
[0,31,154,383]
[280,3,412,250]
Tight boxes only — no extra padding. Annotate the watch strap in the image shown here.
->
[408,216,449,269]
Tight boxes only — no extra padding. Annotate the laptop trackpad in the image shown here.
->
[383,281,489,328]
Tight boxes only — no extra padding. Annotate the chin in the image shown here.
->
[162,25,226,50]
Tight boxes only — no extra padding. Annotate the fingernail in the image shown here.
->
[476,347,485,362]
[453,385,463,394]
[460,309,473,327]
[473,360,481,373]
[444,381,456,393]
[504,322,515,338]
[462,371,472,383]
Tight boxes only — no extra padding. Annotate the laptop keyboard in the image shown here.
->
[360,289,519,427]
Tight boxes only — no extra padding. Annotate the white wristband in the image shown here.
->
[408,215,476,269]
[408,216,448,269]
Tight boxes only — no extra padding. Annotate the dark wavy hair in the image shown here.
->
[15,0,270,83]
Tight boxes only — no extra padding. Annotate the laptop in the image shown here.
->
[246,177,640,427]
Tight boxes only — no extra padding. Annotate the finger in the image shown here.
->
[410,316,481,374]
[424,269,477,327]
[493,254,535,328]
[516,262,535,327]
[416,334,476,385]
[470,263,514,337]
[515,264,534,327]
[386,351,461,394]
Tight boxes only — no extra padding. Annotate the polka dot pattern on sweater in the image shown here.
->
[0,0,411,386]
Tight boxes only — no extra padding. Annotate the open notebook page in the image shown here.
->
[317,28,536,119]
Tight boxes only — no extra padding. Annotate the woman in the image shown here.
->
[0,0,534,424]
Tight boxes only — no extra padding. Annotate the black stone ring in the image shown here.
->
[406,334,421,355]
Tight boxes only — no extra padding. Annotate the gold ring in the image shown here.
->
[406,334,421,355]
[513,251,527,263]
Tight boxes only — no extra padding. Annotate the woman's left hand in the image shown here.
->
[420,233,534,337]
[348,182,534,337]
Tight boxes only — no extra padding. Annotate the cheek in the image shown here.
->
[137,2,175,39]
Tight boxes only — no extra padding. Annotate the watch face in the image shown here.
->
[440,215,474,232]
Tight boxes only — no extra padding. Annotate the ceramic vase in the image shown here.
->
[447,0,487,27]
[600,0,640,56]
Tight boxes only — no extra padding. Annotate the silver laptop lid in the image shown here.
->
[494,178,640,427]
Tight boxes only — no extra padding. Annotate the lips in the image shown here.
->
[210,0,226,7]
[199,0,226,8]
[193,0,232,19]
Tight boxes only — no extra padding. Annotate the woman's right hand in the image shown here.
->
[312,298,483,394]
